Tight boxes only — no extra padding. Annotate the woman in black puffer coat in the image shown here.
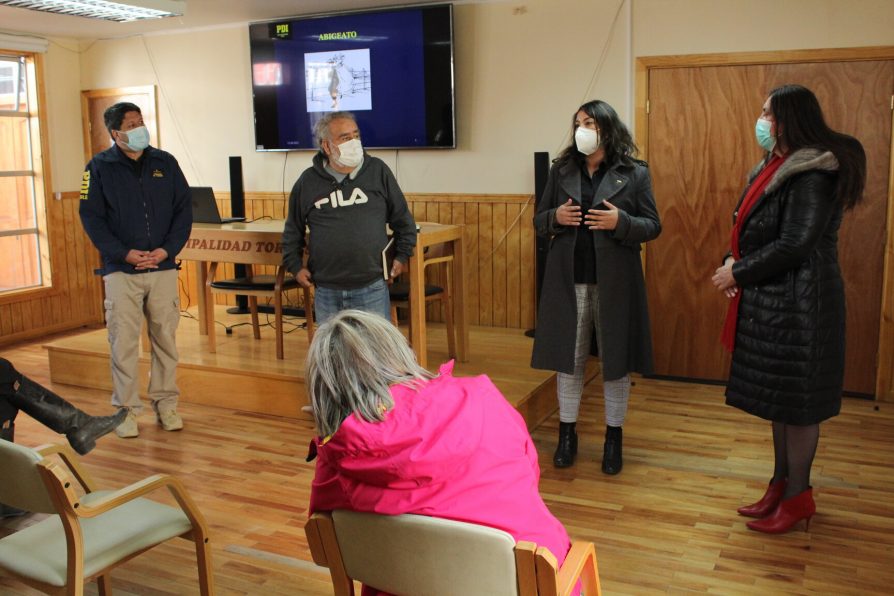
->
[712,85,866,535]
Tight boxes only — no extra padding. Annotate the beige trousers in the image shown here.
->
[103,269,180,415]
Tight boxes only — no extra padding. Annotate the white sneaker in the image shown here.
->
[157,409,183,431]
[115,410,139,438]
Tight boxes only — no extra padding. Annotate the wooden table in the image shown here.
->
[178,221,297,357]
[178,221,468,368]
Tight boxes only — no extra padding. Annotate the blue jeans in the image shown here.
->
[313,278,391,325]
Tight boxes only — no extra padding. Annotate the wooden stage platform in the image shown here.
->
[45,306,597,429]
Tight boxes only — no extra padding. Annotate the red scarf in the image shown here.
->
[721,155,787,352]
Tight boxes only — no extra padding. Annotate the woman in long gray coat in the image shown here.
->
[712,85,865,534]
[532,100,661,474]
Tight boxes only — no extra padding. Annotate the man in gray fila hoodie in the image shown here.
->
[282,111,417,324]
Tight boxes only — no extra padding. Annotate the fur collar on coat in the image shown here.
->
[747,149,839,195]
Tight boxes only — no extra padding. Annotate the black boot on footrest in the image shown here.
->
[1,357,126,455]
[601,425,623,475]
[553,421,578,468]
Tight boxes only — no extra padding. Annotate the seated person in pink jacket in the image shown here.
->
[305,309,571,586]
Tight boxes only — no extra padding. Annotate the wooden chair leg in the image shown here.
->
[443,295,456,360]
[96,574,112,596]
[195,536,215,596]
[275,289,284,360]
[248,297,261,340]
[444,260,456,358]
[206,298,217,354]
[391,304,399,326]
[205,262,218,354]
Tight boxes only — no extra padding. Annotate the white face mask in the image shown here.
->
[333,138,363,168]
[574,126,600,156]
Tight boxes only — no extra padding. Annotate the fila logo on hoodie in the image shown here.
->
[314,187,369,209]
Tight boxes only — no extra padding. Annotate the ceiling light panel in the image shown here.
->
[0,0,185,22]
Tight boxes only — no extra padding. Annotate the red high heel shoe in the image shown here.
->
[746,488,816,534]
[737,479,786,518]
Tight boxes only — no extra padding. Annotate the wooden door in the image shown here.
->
[80,85,158,162]
[644,59,893,395]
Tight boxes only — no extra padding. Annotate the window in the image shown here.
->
[0,52,50,294]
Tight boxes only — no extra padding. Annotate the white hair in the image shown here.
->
[306,309,434,437]
[312,111,356,148]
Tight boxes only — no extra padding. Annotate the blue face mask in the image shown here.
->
[755,118,776,152]
[119,125,150,151]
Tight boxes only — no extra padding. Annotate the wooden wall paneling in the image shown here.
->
[48,197,69,301]
[70,198,89,301]
[34,297,47,331]
[462,203,479,326]
[519,200,535,329]
[492,202,508,327]
[27,295,42,331]
[64,197,79,300]
[478,202,493,326]
[10,302,22,335]
[60,197,78,306]
[506,202,522,329]
[0,304,10,336]
[17,301,30,333]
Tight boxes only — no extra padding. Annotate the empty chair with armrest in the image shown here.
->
[0,439,214,595]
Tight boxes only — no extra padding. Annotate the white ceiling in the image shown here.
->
[0,0,462,40]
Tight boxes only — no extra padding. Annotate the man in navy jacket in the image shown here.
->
[79,102,192,439]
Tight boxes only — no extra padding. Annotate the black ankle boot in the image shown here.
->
[602,425,623,475]
[553,422,578,468]
[2,358,127,455]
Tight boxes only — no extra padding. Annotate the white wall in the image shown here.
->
[42,39,84,194]
[635,0,894,56]
[37,0,894,195]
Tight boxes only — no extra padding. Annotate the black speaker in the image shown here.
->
[227,156,249,314]
[525,151,550,338]
[229,156,246,219]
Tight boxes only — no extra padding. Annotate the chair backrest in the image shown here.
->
[0,439,57,513]
[332,510,520,596]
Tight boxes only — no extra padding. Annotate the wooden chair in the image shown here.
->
[389,242,456,359]
[305,510,601,596]
[206,263,300,359]
[0,439,214,595]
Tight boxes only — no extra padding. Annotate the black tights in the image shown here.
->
[770,421,820,498]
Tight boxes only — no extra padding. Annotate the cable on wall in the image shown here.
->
[140,34,203,185]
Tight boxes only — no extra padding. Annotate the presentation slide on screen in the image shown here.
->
[304,48,372,112]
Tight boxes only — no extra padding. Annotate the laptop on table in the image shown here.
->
[190,186,245,224]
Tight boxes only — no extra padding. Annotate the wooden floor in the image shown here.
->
[3,333,894,595]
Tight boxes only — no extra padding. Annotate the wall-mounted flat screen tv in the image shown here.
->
[249,4,454,151]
